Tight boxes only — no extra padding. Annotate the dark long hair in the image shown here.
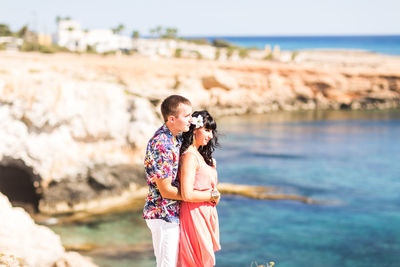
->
[180,110,219,166]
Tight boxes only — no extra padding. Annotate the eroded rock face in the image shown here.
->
[0,53,162,213]
[199,62,400,116]
[0,72,159,183]
[39,164,147,215]
[0,193,97,267]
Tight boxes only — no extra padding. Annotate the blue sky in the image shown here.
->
[1,0,400,36]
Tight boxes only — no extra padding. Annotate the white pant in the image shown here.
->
[146,219,180,267]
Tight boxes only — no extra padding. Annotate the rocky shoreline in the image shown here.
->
[32,181,315,226]
[0,193,97,267]
[0,50,399,220]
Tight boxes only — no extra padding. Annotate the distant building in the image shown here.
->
[38,34,52,46]
[132,38,217,59]
[56,19,132,53]
[57,20,84,51]
[0,36,23,51]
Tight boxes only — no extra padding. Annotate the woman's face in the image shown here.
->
[194,127,213,146]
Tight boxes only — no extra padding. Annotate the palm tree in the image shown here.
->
[112,24,125,35]
[132,30,140,39]
[0,24,12,36]
[155,25,162,37]
[149,26,163,38]
[17,25,28,38]
[163,27,178,39]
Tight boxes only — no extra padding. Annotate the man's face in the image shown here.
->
[173,104,193,133]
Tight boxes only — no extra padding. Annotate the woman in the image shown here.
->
[177,110,221,267]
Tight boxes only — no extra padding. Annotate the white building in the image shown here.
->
[57,20,85,51]
[57,20,132,53]
[132,38,217,59]
[0,36,23,51]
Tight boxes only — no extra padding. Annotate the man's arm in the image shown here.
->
[155,177,183,200]
[149,141,183,200]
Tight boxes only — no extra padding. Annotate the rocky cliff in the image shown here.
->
[0,51,399,215]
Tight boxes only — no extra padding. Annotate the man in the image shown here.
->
[143,95,192,267]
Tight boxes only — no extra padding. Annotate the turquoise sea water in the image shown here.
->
[50,109,400,267]
[186,35,400,56]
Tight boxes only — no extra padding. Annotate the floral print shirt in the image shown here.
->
[143,124,182,223]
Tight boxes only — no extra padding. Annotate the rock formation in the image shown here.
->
[0,52,161,214]
[0,193,97,267]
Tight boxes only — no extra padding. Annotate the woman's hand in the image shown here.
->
[209,190,220,206]
[210,198,220,206]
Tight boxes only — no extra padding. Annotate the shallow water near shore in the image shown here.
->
[50,109,400,267]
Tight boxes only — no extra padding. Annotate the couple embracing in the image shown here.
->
[143,95,221,267]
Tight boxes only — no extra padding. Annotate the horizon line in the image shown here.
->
[179,33,400,38]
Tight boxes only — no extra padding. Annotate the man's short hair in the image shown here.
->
[161,95,191,122]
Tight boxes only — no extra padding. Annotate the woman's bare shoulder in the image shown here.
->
[181,148,199,165]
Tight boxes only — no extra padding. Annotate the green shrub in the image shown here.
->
[121,49,132,55]
[39,45,55,54]
[193,50,202,59]
[20,42,71,53]
[215,49,221,60]
[0,24,12,36]
[239,48,248,58]
[175,48,182,58]
[212,39,232,48]
[132,30,140,39]
[291,51,299,61]
[226,47,235,59]
[20,41,36,51]
[41,44,70,53]
[161,27,178,39]
[187,39,210,45]
[263,53,274,60]
[86,45,97,54]
[102,50,117,56]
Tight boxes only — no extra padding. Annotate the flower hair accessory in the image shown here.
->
[191,115,204,128]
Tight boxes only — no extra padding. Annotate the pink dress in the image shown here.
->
[178,151,221,267]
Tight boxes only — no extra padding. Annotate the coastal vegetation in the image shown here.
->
[0,23,70,54]
[0,23,30,38]
[0,24,13,36]
[185,38,210,45]
[263,53,274,60]
[55,16,71,23]
[131,30,140,38]
[215,48,221,60]
[212,39,232,48]
[1,19,270,62]
[174,48,182,58]
[111,24,125,34]
[20,42,70,54]
[149,25,179,39]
